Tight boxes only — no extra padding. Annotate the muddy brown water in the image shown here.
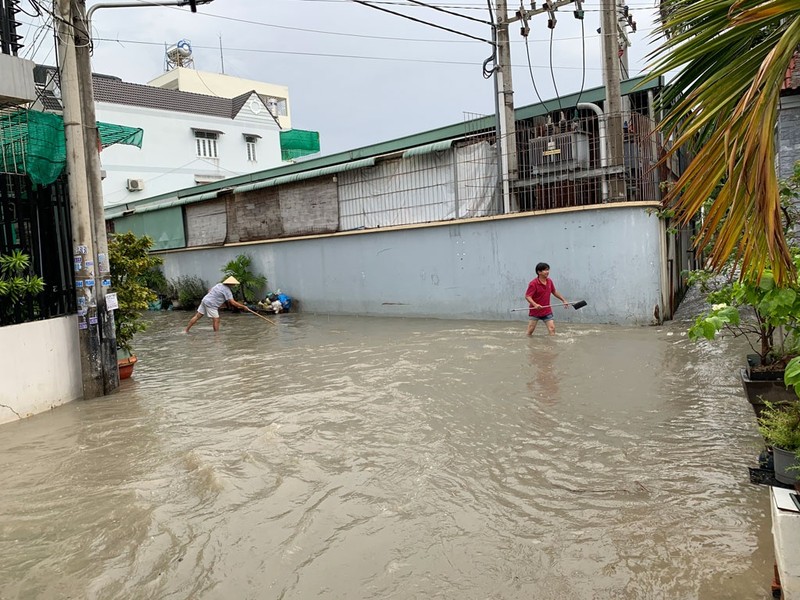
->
[0,311,775,599]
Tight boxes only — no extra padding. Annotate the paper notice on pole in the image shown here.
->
[105,292,118,311]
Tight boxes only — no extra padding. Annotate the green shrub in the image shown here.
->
[758,402,800,452]
[109,232,163,353]
[141,266,169,297]
[168,275,207,310]
[221,254,266,303]
[0,250,45,325]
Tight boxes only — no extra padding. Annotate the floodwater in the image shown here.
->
[0,311,775,599]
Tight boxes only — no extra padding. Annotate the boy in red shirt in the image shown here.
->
[525,262,570,336]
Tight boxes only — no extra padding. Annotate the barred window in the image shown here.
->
[195,131,219,158]
[245,135,258,162]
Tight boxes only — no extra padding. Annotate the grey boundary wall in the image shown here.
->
[157,203,665,326]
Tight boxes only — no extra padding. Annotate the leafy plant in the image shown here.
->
[0,249,45,324]
[221,254,266,303]
[141,266,169,298]
[758,401,800,453]
[647,0,800,284]
[687,165,800,367]
[167,275,207,310]
[109,232,163,354]
[687,260,800,367]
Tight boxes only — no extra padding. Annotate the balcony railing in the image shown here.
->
[0,0,22,57]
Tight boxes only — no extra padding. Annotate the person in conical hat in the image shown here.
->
[185,276,248,332]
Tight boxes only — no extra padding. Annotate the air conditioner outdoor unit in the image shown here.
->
[126,178,144,192]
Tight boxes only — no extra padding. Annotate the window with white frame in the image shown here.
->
[194,130,219,158]
[245,135,258,162]
[260,95,288,117]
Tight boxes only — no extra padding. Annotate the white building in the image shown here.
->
[148,67,291,130]
[35,67,302,208]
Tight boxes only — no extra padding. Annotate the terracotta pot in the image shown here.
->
[118,355,138,380]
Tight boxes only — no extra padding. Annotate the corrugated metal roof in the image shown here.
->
[231,158,376,194]
[402,139,454,158]
[105,75,664,219]
[105,190,222,219]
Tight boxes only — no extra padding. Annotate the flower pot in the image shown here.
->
[740,368,796,419]
[772,446,800,485]
[746,354,786,381]
[117,355,138,380]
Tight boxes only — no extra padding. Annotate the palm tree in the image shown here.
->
[648,0,800,284]
[221,254,267,303]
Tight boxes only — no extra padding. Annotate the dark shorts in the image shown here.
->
[529,313,554,322]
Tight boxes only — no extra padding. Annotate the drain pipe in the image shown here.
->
[577,102,608,203]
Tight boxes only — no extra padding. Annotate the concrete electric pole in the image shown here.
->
[494,0,518,214]
[600,0,627,201]
[54,0,214,397]
[73,0,119,394]
[56,0,106,398]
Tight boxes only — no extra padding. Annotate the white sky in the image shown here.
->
[17,0,665,156]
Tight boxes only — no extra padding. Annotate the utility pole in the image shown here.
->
[73,0,119,394]
[506,0,586,210]
[600,0,626,201]
[56,0,214,395]
[494,0,518,214]
[56,0,105,398]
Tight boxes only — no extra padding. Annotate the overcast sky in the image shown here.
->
[18,0,664,156]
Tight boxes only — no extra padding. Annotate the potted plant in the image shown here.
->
[108,232,163,379]
[687,166,800,415]
[688,264,800,416]
[758,401,800,485]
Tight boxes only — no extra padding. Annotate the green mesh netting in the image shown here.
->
[280,129,320,161]
[0,110,144,186]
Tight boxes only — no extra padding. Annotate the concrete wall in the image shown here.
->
[0,54,36,105]
[0,316,82,425]
[158,203,664,325]
[779,95,800,180]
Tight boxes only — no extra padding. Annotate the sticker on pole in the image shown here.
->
[105,292,118,311]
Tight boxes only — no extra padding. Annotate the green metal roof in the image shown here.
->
[231,157,377,194]
[105,75,663,220]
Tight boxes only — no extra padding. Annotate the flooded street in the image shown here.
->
[0,311,775,599]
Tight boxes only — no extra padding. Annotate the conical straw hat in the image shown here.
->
[222,276,240,285]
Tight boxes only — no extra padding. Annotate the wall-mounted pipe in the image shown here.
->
[577,102,609,203]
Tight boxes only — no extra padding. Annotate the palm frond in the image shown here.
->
[646,0,800,284]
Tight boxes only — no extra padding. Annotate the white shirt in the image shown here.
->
[202,283,234,308]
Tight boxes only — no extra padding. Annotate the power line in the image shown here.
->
[92,35,608,71]
[19,5,657,47]
[282,0,659,9]
[347,0,493,44]
[403,0,492,25]
[548,27,563,111]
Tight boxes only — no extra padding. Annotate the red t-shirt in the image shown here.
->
[525,277,556,317]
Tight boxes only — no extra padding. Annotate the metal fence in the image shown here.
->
[0,173,75,326]
[337,110,662,231]
[515,111,661,211]
[338,137,500,231]
[0,0,22,56]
